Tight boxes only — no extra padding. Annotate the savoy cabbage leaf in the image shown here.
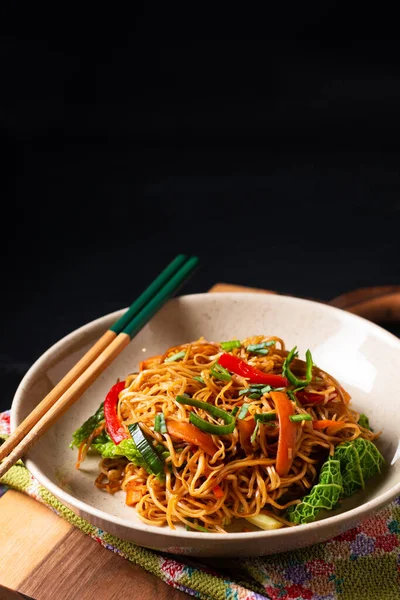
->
[334,437,385,497]
[333,441,363,497]
[286,437,385,525]
[358,413,371,430]
[286,459,343,525]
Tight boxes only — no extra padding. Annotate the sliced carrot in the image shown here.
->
[166,418,218,457]
[212,484,224,498]
[125,489,142,506]
[237,417,256,454]
[76,441,86,469]
[76,422,106,469]
[313,419,345,430]
[90,422,106,439]
[270,391,299,477]
[139,355,163,371]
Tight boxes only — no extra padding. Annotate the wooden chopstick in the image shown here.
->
[0,253,188,466]
[0,255,199,477]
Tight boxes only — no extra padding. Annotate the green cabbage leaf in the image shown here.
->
[286,437,385,524]
[286,458,343,524]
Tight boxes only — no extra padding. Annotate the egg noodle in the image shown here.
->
[78,336,379,533]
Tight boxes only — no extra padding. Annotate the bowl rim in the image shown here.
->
[10,291,400,542]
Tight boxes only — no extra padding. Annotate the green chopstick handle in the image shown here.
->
[122,256,199,339]
[110,254,188,334]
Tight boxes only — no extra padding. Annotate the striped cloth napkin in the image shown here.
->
[1,410,399,600]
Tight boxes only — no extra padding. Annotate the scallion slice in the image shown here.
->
[185,519,210,532]
[159,412,167,434]
[254,412,277,423]
[244,383,266,388]
[165,350,186,363]
[154,414,161,433]
[245,514,283,530]
[231,406,239,417]
[220,340,241,351]
[246,341,276,353]
[286,390,298,404]
[289,414,312,423]
[239,387,252,397]
[128,423,165,479]
[260,385,272,394]
[154,443,171,461]
[282,347,313,389]
[175,395,236,434]
[210,363,231,382]
[193,376,205,384]
[237,404,249,419]
[239,384,280,398]
[250,421,260,443]
[239,385,265,397]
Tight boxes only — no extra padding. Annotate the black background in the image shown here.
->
[1,7,400,411]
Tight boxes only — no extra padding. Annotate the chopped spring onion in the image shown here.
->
[250,421,260,444]
[220,340,241,351]
[239,386,265,397]
[210,363,231,382]
[154,443,171,461]
[165,350,186,363]
[254,412,277,423]
[289,414,312,423]
[231,406,239,417]
[185,520,210,532]
[154,414,161,432]
[245,514,283,530]
[282,347,313,389]
[159,412,167,434]
[239,384,283,399]
[237,404,249,419]
[154,413,167,434]
[193,376,205,384]
[239,387,257,396]
[128,423,165,479]
[286,390,298,404]
[260,385,272,394]
[175,395,236,434]
[246,341,276,353]
[243,383,266,388]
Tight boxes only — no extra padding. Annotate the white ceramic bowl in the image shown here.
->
[10,293,400,557]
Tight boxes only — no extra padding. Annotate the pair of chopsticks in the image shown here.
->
[0,254,199,478]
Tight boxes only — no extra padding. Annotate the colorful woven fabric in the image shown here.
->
[1,410,399,600]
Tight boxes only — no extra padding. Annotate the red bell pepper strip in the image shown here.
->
[296,390,337,405]
[166,419,218,457]
[218,353,288,387]
[104,381,128,444]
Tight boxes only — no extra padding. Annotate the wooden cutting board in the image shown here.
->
[1,283,398,600]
